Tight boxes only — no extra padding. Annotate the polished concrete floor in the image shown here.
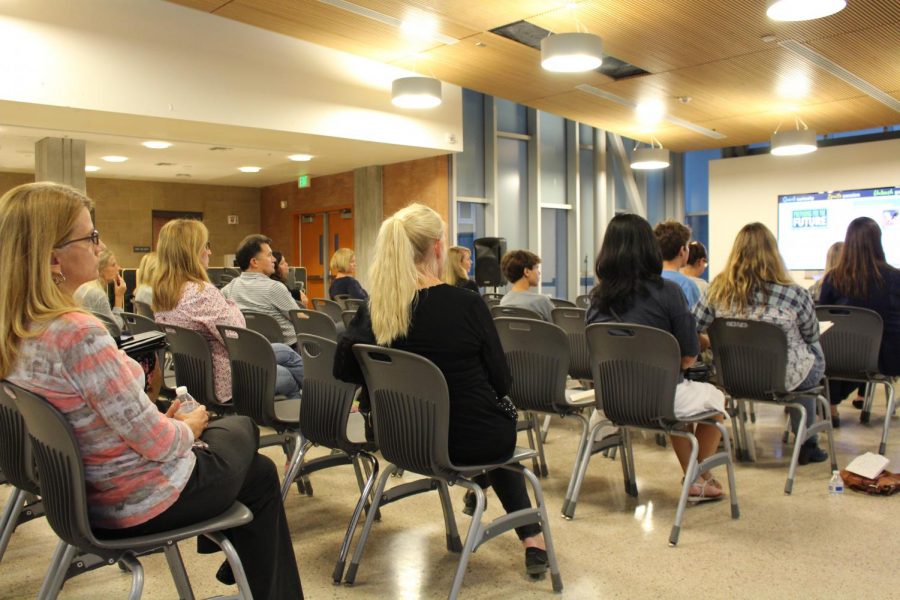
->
[1,387,897,599]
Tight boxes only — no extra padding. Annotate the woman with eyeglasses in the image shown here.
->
[0,183,302,599]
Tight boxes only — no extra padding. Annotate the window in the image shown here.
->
[579,144,595,291]
[541,208,568,299]
[539,112,567,205]
[496,98,528,134]
[683,148,720,276]
[456,201,485,276]
[497,137,529,251]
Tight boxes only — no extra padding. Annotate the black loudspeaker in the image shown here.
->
[474,237,507,287]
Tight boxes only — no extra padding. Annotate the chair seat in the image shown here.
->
[94,502,253,552]
[274,398,300,424]
[453,446,537,475]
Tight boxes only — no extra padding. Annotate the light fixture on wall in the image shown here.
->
[771,117,817,156]
[630,137,670,170]
[541,32,603,72]
[391,76,442,109]
[766,0,846,21]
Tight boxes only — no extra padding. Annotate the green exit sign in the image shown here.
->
[298,175,310,189]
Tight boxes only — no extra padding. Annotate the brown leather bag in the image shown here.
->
[839,469,900,496]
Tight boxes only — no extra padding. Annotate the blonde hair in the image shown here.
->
[443,246,470,286]
[0,182,92,378]
[369,203,444,345]
[824,241,844,272]
[330,248,355,274]
[153,219,210,312]
[136,252,159,288]
[707,222,793,312]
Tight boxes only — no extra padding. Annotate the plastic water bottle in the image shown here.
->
[174,386,200,415]
[828,470,844,495]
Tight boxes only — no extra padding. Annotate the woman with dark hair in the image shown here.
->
[587,214,727,500]
[819,217,900,423]
[271,250,309,304]
[680,241,709,296]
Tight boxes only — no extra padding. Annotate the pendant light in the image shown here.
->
[766,0,846,22]
[541,32,603,73]
[630,137,670,170]
[391,76,442,109]
[771,117,817,156]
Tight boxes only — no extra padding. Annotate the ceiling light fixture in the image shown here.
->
[766,0,846,21]
[142,140,172,149]
[238,166,262,173]
[288,154,314,162]
[771,117,817,156]
[391,76,442,109]
[541,32,603,73]
[636,99,666,125]
[84,165,100,172]
[101,155,128,163]
[630,137,670,170]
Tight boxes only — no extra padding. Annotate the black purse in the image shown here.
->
[496,395,518,422]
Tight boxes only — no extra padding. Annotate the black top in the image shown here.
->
[329,276,369,301]
[820,266,900,376]
[586,279,700,382]
[333,284,515,464]
[456,278,480,294]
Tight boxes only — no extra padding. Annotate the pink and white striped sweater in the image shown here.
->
[7,312,195,529]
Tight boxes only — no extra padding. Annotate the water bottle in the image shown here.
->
[828,470,844,495]
[174,386,200,415]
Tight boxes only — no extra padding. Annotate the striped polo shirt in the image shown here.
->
[221,272,300,344]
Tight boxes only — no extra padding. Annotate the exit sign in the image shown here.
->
[298,175,310,188]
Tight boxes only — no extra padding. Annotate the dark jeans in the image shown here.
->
[97,416,302,600]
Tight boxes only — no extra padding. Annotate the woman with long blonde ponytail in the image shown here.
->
[335,203,550,577]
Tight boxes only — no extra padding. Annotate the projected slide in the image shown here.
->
[777,186,900,270]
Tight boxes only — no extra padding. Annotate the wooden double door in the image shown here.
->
[299,208,353,299]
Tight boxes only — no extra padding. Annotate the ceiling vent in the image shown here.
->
[490,20,649,80]
[175,173,192,178]
[208,146,232,151]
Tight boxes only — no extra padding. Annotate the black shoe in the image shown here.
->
[831,413,841,428]
[852,398,865,410]
[462,490,481,516]
[798,443,828,465]
[216,560,235,586]
[525,547,548,577]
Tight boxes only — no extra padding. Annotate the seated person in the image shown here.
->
[271,250,309,304]
[74,249,126,336]
[222,234,307,346]
[808,241,843,303]
[444,245,479,293]
[499,250,554,321]
[819,217,900,424]
[587,214,727,501]
[694,222,828,464]
[334,203,550,577]
[153,222,303,401]
[654,220,701,308]
[0,182,302,599]
[680,241,709,296]
[134,251,159,307]
[329,248,368,300]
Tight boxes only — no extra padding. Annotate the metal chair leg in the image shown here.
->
[436,480,463,552]
[38,541,76,600]
[879,382,895,455]
[532,413,549,477]
[333,453,379,583]
[561,413,590,517]
[163,544,194,600]
[520,467,563,593]
[562,420,605,519]
[345,463,396,584]
[205,532,252,600]
[0,487,25,561]
[447,480,487,600]
[715,421,741,520]
[861,382,874,424]
[118,554,144,600]
[784,403,808,495]
[668,430,699,547]
[279,434,309,501]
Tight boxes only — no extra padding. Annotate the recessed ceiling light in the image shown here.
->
[776,71,811,98]
[766,0,846,21]
[142,140,172,149]
[101,155,128,163]
[636,100,666,125]
[238,166,262,173]
[84,165,101,172]
[288,154,314,162]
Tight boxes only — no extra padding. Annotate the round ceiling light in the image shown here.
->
[541,32,603,73]
[288,154,314,162]
[238,166,262,173]
[142,140,172,149]
[101,155,128,163]
[630,147,670,170]
[391,77,442,109]
[770,129,818,156]
[766,0,846,21]
[84,165,101,172]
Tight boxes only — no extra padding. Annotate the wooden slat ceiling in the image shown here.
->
[167,0,900,151]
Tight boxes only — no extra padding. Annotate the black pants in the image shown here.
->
[829,381,867,405]
[98,416,302,600]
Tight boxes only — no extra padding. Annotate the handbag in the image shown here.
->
[839,469,900,496]
[496,395,518,422]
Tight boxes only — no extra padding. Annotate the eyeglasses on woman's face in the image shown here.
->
[55,229,100,249]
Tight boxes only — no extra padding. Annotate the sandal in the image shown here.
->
[687,478,723,502]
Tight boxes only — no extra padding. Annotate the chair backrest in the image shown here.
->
[484,297,501,308]
[290,309,338,341]
[482,293,504,302]
[217,325,280,426]
[312,298,344,323]
[494,318,570,412]
[585,323,680,426]
[551,307,591,380]
[205,267,225,287]
[161,323,221,407]
[9,383,104,554]
[352,345,452,477]
[341,310,357,329]
[0,382,39,495]
[815,305,883,378]
[490,305,542,320]
[241,311,285,344]
[333,294,350,309]
[90,311,119,335]
[708,318,789,398]
[132,300,155,319]
[575,294,591,309]
[296,335,360,451]
[344,298,366,311]
[550,298,576,308]
[121,311,160,335]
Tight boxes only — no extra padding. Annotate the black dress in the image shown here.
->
[456,278,480,294]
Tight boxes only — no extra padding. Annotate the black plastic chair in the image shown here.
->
[575,294,591,309]
[217,325,304,501]
[347,345,563,598]
[241,310,286,344]
[290,308,338,342]
[708,318,836,494]
[295,334,378,583]
[9,383,253,599]
[550,298,576,308]
[816,305,895,454]
[344,298,365,311]
[490,305,542,320]
[161,324,232,413]
[551,307,592,381]
[482,292,504,302]
[312,298,344,323]
[132,300,154,319]
[586,323,740,546]
[121,312,159,335]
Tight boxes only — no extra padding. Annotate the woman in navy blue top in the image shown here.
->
[328,248,368,300]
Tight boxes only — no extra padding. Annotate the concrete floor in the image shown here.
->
[1,388,897,599]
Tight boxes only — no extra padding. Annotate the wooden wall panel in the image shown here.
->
[382,155,450,223]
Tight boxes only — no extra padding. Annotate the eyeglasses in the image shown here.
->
[55,229,100,249]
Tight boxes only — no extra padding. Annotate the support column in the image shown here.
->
[35,138,86,191]
[353,166,383,288]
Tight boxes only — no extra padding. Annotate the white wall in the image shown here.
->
[708,137,900,280]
